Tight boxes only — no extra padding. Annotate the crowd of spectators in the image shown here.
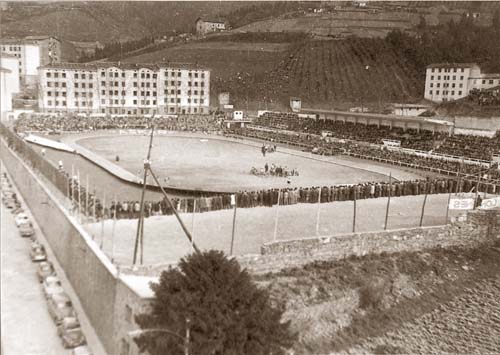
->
[227,127,500,183]
[81,173,499,221]
[468,87,500,106]
[14,113,224,133]
[253,112,500,161]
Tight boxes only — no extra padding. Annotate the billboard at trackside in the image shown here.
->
[449,198,475,210]
[481,196,500,210]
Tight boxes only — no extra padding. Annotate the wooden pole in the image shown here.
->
[273,189,281,242]
[133,122,155,265]
[419,192,428,227]
[111,194,116,263]
[315,188,321,236]
[149,168,200,253]
[445,191,452,224]
[85,174,89,219]
[352,192,357,233]
[230,195,237,255]
[191,198,197,254]
[100,192,105,249]
[77,170,81,222]
[384,173,392,230]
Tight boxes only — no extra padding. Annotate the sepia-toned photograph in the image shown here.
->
[1,1,499,354]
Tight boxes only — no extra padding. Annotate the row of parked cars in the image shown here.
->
[1,172,93,355]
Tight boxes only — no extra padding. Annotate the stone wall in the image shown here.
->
[1,138,118,355]
[238,209,499,275]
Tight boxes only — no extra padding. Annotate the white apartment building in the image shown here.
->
[0,53,20,118]
[38,62,211,115]
[1,36,61,87]
[424,63,500,103]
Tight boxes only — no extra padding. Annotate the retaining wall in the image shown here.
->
[238,209,499,274]
[1,138,118,355]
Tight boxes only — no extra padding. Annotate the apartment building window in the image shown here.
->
[201,73,205,78]
[200,99,204,104]
[187,98,191,103]
[81,73,85,79]
[170,107,175,113]
[188,90,191,95]
[145,82,150,88]
[101,90,105,95]
[133,91,137,96]
[48,100,52,106]
[171,80,175,86]
[437,83,440,88]
[177,72,181,77]
[177,98,180,103]
[55,92,59,97]
[482,80,486,84]
[429,90,433,95]
[82,83,86,88]
[177,90,181,95]
[460,76,464,80]
[459,91,462,95]
[122,73,125,78]
[452,76,456,80]
[153,74,157,79]
[133,73,137,78]
[114,99,119,104]
[153,83,157,88]
[109,90,113,95]
[54,73,59,78]
[114,90,118,95]
[46,72,51,78]
[63,73,67,78]
[47,82,52,87]
[194,108,198,113]
[438,69,442,73]
[101,71,105,77]
[436,90,440,95]
[194,82,198,87]
[75,101,79,106]
[133,82,137,87]
[62,92,66,97]
[188,72,192,78]
[121,91,125,96]
[201,90,204,95]
[430,83,433,88]
[489,80,494,84]
[147,73,151,79]
[101,81,106,86]
[89,83,93,89]
[133,100,137,105]
[114,82,118,87]
[153,100,156,105]
[75,83,79,88]
[194,99,197,104]
[430,75,434,80]
[201,82,205,87]
[89,93,93,98]
[89,74,93,79]
[171,98,174,103]
[188,82,192,87]
[194,73,198,78]
[48,92,52,97]
[55,82,59,87]
[461,68,464,72]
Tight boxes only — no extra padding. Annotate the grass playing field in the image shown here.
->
[85,193,453,266]
[77,135,392,192]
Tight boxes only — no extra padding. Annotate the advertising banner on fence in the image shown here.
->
[449,198,475,210]
[481,196,500,210]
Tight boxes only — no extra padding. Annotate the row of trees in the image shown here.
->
[79,36,154,62]
[386,10,500,75]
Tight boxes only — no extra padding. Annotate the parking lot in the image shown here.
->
[0,166,106,355]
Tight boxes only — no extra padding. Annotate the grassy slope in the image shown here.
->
[258,242,500,354]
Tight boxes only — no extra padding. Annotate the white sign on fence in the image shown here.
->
[449,198,475,210]
[481,196,500,210]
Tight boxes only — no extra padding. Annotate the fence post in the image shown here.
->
[384,172,392,230]
[273,189,281,242]
[230,195,237,256]
[352,194,357,233]
[419,192,428,227]
[315,188,321,236]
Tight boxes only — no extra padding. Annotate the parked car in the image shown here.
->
[30,243,47,262]
[42,275,64,298]
[57,317,86,348]
[70,345,93,355]
[48,293,77,325]
[15,212,30,227]
[37,261,55,283]
[19,222,34,238]
[3,197,17,210]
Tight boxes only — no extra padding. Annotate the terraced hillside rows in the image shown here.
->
[266,38,423,108]
[352,277,500,354]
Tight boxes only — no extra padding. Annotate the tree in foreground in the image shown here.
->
[134,250,296,355]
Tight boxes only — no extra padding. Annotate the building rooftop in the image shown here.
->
[120,274,158,299]
[195,17,225,24]
[40,61,210,71]
[24,35,60,42]
[426,63,479,69]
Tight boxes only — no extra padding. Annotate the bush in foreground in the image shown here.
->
[134,250,296,355]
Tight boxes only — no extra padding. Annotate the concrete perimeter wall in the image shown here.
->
[1,138,118,355]
[238,209,500,274]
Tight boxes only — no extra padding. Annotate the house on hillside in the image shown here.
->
[195,18,226,35]
[424,63,500,103]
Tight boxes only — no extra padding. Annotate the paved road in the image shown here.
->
[1,165,108,355]
[1,201,68,354]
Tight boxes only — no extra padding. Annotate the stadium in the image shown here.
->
[8,111,499,267]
